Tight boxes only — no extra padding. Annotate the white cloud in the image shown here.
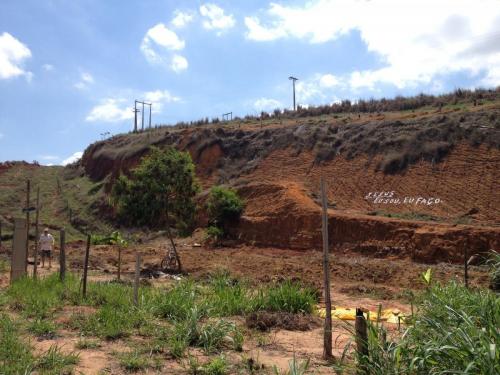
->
[200,3,235,34]
[86,89,180,123]
[61,151,83,166]
[0,32,32,80]
[245,0,500,89]
[172,10,194,28]
[86,99,133,123]
[170,54,188,73]
[74,71,94,90]
[144,89,181,112]
[254,97,282,111]
[42,64,54,71]
[141,23,187,72]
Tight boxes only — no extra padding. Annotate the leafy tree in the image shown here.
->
[206,186,244,235]
[112,146,200,271]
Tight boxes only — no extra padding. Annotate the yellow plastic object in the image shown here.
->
[316,307,404,324]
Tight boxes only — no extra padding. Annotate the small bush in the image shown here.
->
[206,186,244,232]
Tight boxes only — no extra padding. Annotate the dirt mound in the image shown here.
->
[231,181,499,263]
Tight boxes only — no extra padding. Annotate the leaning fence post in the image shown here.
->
[355,308,368,373]
[82,234,91,298]
[134,253,141,306]
[59,229,66,282]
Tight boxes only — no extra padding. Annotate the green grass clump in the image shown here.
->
[35,345,79,374]
[118,350,150,372]
[6,273,80,318]
[256,281,317,314]
[206,271,256,316]
[152,280,207,321]
[28,318,58,337]
[188,355,228,375]
[75,337,101,349]
[354,281,500,374]
[0,314,35,374]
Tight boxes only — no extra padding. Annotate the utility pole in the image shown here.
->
[142,102,145,131]
[289,76,298,111]
[133,100,139,133]
[149,104,152,129]
[133,100,152,132]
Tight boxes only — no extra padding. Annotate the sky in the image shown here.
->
[1,0,499,165]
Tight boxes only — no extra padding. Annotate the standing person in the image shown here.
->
[39,228,54,269]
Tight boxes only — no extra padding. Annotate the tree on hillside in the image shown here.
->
[111,146,200,272]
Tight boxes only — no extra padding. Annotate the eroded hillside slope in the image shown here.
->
[77,95,500,262]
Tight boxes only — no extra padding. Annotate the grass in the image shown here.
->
[351,281,500,374]
[2,271,318,367]
[75,337,101,349]
[0,314,79,375]
[28,318,58,337]
[0,163,112,242]
[118,350,150,372]
[187,355,228,375]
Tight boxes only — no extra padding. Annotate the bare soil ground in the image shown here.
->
[0,237,490,374]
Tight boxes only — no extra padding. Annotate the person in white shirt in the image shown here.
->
[39,228,54,269]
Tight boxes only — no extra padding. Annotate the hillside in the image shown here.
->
[0,162,112,242]
[1,90,499,262]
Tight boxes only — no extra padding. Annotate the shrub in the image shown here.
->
[206,186,244,232]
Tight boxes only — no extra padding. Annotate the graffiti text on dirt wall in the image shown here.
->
[365,191,442,205]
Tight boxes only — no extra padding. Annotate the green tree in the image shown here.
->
[206,186,244,235]
[112,146,200,271]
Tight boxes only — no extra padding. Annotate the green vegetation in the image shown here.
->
[353,281,499,374]
[112,146,199,231]
[0,314,79,375]
[187,355,228,375]
[90,230,128,246]
[207,186,244,233]
[112,146,200,271]
[0,270,317,368]
[488,250,500,291]
[273,354,310,375]
[0,164,111,242]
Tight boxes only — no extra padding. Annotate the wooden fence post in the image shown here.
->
[25,180,31,272]
[355,308,368,373]
[134,253,141,306]
[33,187,40,278]
[59,229,66,282]
[464,240,469,289]
[82,234,91,298]
[0,219,2,250]
[321,177,333,360]
[117,246,122,281]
